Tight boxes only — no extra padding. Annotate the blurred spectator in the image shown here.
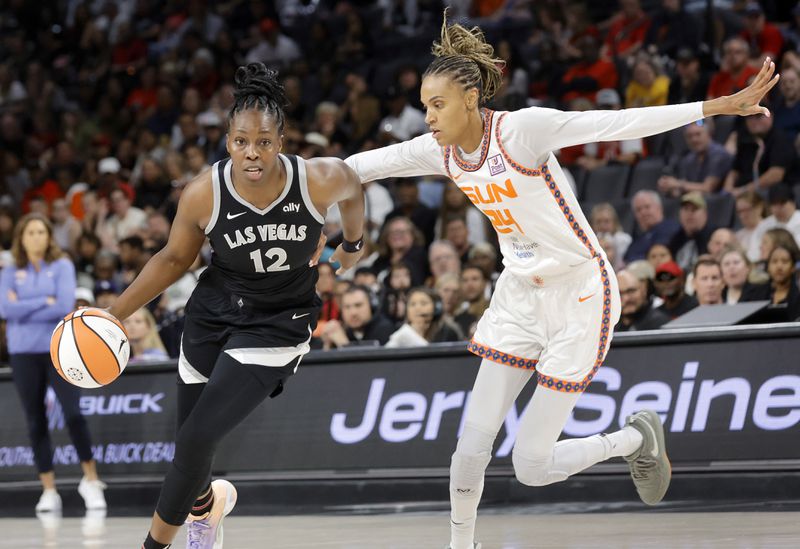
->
[602,0,651,61]
[758,227,800,266]
[707,228,737,261]
[381,262,412,325]
[659,120,732,196]
[668,48,710,104]
[245,18,301,68]
[378,86,426,143]
[669,192,715,271]
[123,307,169,364]
[723,112,798,198]
[625,190,681,262]
[94,279,121,309]
[708,37,759,99]
[772,66,800,144]
[385,287,462,347]
[747,185,800,261]
[320,285,394,349]
[615,269,670,331]
[435,181,488,245]
[434,272,463,327]
[560,36,618,103]
[385,179,438,245]
[134,156,171,211]
[341,72,381,150]
[740,2,784,63]
[720,247,761,304]
[454,265,490,338]
[646,242,674,270]
[644,0,702,58]
[744,244,800,320]
[735,191,767,254]
[118,236,148,286]
[372,217,428,286]
[625,56,670,108]
[590,203,632,260]
[655,260,698,318]
[443,217,472,265]
[577,90,644,170]
[75,287,95,308]
[197,111,227,164]
[50,198,81,254]
[692,255,724,305]
[428,240,462,287]
[2,152,31,206]
[99,186,147,245]
[467,243,500,292]
[315,262,339,335]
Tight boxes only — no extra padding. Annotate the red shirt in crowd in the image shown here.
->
[604,13,651,57]
[707,65,759,99]
[740,23,784,58]
[561,60,619,103]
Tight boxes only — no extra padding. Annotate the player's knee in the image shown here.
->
[449,427,495,495]
[512,450,553,487]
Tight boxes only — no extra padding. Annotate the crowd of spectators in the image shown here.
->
[2,0,800,361]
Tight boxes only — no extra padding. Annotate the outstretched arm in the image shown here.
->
[345,133,447,184]
[513,58,779,155]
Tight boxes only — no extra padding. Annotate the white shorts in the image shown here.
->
[468,257,621,393]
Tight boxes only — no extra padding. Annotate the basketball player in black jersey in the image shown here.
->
[108,63,365,549]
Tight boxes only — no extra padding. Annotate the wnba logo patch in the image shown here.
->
[488,154,506,176]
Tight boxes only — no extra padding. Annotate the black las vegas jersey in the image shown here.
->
[200,154,325,310]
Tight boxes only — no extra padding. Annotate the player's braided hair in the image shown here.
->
[423,10,505,105]
[230,62,288,132]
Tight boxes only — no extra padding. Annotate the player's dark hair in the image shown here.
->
[229,62,288,132]
[423,10,504,105]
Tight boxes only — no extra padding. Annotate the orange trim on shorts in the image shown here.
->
[467,340,538,370]
[490,124,613,393]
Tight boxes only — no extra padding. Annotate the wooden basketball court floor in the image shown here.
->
[3,506,799,548]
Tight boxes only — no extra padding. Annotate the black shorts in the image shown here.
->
[178,281,321,386]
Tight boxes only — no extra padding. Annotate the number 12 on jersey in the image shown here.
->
[249,247,290,273]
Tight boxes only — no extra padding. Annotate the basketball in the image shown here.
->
[50,308,130,389]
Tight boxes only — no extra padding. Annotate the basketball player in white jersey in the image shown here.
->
[345,15,779,549]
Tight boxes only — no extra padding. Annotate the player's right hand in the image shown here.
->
[329,244,364,275]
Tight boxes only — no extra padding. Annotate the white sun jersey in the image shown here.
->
[345,103,705,282]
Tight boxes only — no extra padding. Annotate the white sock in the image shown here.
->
[601,426,644,458]
[450,482,482,549]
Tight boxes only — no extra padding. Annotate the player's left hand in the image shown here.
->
[308,233,328,267]
[726,57,780,117]
[329,244,364,275]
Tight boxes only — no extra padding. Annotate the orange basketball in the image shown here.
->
[50,308,130,389]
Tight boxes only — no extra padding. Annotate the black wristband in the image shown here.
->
[342,236,364,253]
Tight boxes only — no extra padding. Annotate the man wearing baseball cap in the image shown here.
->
[669,191,716,271]
[654,260,698,319]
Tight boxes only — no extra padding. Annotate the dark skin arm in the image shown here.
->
[305,157,366,274]
[108,172,212,322]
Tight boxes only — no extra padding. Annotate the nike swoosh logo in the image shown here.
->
[292,313,311,319]
[452,173,463,181]
[578,293,596,303]
[227,211,247,220]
